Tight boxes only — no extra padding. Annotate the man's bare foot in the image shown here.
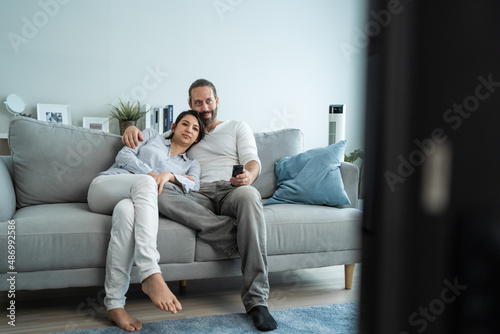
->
[108,308,142,332]
[142,273,182,313]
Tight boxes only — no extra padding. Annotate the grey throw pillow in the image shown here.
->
[9,118,123,207]
[252,128,303,199]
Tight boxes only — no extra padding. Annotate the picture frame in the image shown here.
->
[37,104,72,125]
[83,117,110,132]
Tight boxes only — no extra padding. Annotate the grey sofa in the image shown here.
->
[0,117,362,292]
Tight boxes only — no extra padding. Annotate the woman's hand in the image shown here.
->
[148,172,173,195]
[148,172,194,194]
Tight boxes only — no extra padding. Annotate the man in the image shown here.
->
[122,79,277,331]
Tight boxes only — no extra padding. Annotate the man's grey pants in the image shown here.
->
[159,181,270,312]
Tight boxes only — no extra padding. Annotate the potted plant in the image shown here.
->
[109,100,148,135]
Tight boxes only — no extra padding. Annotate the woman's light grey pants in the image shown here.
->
[88,174,161,311]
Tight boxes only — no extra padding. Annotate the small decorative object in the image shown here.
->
[83,117,109,132]
[109,100,148,135]
[37,103,71,125]
[4,94,27,116]
[344,149,365,199]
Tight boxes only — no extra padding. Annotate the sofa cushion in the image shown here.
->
[0,203,196,272]
[0,158,16,221]
[264,204,362,255]
[4,203,111,272]
[265,140,351,206]
[195,240,240,261]
[194,203,362,261]
[252,129,303,199]
[9,118,123,207]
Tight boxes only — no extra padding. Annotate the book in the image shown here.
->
[157,106,164,134]
[153,106,161,133]
[151,105,173,134]
[163,106,169,132]
[167,105,173,132]
[141,103,152,130]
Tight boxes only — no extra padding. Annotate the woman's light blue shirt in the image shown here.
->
[100,128,201,193]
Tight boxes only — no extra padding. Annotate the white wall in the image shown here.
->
[0,0,367,152]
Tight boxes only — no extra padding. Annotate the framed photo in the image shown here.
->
[37,104,71,125]
[83,117,109,132]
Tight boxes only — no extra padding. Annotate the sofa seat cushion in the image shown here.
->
[1,203,196,272]
[195,240,240,261]
[5,203,111,272]
[157,216,197,263]
[265,204,362,256]
[194,204,362,261]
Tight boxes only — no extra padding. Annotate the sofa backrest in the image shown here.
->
[9,118,123,208]
[8,117,304,207]
[252,128,303,199]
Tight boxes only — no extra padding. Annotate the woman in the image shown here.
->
[87,110,205,332]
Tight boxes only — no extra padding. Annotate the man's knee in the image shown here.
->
[232,186,262,204]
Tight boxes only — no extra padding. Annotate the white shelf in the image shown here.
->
[0,133,8,139]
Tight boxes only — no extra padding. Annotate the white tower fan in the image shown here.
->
[328,104,345,144]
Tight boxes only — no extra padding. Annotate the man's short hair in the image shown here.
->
[188,79,218,103]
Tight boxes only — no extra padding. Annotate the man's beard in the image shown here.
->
[200,106,218,127]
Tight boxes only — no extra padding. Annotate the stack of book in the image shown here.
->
[142,104,173,133]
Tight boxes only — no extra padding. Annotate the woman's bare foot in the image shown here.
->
[108,308,142,332]
[142,273,182,313]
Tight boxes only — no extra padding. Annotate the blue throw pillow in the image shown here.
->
[265,140,351,206]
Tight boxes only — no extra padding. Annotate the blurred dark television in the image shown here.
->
[359,1,500,333]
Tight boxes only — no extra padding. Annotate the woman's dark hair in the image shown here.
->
[167,110,205,143]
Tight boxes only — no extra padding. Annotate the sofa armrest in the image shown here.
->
[340,162,359,209]
[0,156,16,221]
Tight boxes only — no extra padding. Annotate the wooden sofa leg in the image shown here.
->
[179,280,187,289]
[344,264,355,290]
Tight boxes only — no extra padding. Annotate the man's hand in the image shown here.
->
[230,168,252,187]
[230,160,260,187]
[122,125,143,148]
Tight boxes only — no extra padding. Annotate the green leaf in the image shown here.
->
[344,149,365,163]
[108,99,148,121]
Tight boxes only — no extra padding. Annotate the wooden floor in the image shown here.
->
[1,265,361,334]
